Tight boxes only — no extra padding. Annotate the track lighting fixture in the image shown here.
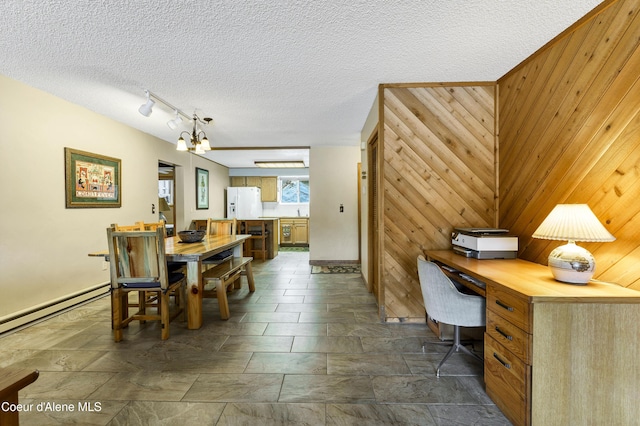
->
[138,90,213,154]
[138,90,155,117]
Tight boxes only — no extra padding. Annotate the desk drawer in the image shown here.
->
[486,283,530,332]
[485,334,530,426]
[486,310,531,364]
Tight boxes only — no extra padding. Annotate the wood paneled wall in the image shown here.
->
[498,0,640,290]
[378,83,497,320]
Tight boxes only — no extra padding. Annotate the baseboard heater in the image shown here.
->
[0,283,110,335]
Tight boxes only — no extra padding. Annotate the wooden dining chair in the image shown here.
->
[140,220,168,236]
[111,222,143,232]
[201,218,237,269]
[112,220,166,235]
[111,221,182,312]
[107,226,186,341]
[206,218,237,236]
[113,220,181,266]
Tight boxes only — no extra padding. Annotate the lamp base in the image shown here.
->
[547,241,594,285]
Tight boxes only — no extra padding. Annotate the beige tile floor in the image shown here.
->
[1,251,511,425]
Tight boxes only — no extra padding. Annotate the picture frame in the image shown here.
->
[196,167,209,210]
[65,147,121,208]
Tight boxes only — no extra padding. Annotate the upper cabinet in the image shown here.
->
[230,176,278,202]
[230,176,245,187]
[260,177,277,202]
[246,176,262,187]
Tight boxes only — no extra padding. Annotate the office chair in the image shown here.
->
[417,255,486,377]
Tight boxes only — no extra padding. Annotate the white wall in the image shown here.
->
[309,146,361,262]
[0,75,228,332]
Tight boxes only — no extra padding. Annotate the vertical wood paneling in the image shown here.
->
[498,0,640,290]
[380,84,496,320]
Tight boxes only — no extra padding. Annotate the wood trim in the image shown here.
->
[208,146,310,151]
[380,81,496,89]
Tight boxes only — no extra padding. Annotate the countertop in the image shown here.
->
[235,217,280,220]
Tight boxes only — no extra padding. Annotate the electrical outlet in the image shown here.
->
[102,261,108,271]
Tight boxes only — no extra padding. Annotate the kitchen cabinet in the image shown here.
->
[229,176,278,202]
[280,218,308,245]
[260,177,278,202]
[245,176,262,187]
[230,176,246,187]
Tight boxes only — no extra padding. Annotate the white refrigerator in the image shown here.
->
[227,187,263,218]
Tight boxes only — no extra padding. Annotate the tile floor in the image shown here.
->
[1,251,511,425]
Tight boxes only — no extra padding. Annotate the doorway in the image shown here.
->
[367,131,380,309]
[158,161,176,236]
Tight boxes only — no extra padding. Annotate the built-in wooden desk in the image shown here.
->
[426,250,640,426]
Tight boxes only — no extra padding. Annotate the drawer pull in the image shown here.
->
[495,299,514,312]
[493,352,511,369]
[495,326,513,341]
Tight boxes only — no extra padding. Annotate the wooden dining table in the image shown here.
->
[90,233,251,329]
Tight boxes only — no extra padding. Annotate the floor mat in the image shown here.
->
[311,264,361,274]
[279,246,309,252]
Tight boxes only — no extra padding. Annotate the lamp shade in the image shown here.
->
[532,204,615,242]
[532,204,615,284]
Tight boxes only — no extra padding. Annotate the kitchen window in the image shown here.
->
[280,177,309,203]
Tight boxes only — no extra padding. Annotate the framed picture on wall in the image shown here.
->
[196,167,209,210]
[64,147,121,208]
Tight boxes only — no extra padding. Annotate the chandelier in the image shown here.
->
[176,114,213,154]
[138,90,213,154]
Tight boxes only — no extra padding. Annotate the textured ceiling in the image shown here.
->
[2,0,602,167]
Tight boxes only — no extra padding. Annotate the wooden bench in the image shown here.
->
[202,257,254,320]
[0,369,39,426]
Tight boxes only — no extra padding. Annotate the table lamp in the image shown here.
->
[532,204,615,284]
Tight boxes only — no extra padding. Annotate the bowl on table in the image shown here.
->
[177,230,205,243]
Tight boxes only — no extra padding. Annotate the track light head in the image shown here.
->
[167,110,183,129]
[138,91,154,117]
